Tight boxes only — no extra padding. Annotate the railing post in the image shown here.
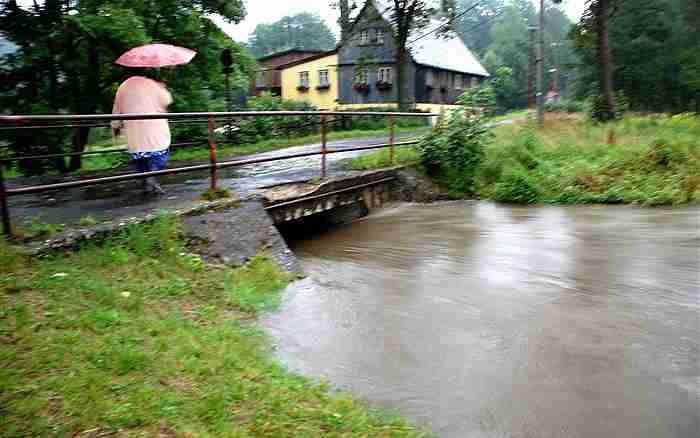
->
[208,115,218,191]
[320,115,327,179]
[389,115,396,165]
[0,163,12,237]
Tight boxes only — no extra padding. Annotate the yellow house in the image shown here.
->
[280,51,339,110]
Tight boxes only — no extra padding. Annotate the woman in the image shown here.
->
[112,70,173,195]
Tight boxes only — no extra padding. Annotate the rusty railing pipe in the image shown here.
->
[0,165,10,236]
[208,115,218,191]
[320,115,327,179]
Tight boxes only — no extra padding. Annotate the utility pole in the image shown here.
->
[220,48,234,141]
[528,26,537,110]
[537,0,545,126]
[551,42,562,101]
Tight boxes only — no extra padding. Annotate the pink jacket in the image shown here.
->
[112,76,173,153]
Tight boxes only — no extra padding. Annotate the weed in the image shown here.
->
[14,216,65,240]
[201,187,233,201]
[78,215,99,227]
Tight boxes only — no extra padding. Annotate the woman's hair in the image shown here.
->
[124,67,162,82]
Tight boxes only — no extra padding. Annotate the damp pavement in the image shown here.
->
[6,133,416,227]
[265,202,700,438]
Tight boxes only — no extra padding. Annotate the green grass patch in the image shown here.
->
[12,216,65,241]
[477,113,700,205]
[343,146,421,171]
[200,187,233,202]
[0,217,423,437]
[486,109,530,124]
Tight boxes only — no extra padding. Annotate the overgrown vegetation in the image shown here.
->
[478,113,700,205]
[415,92,490,196]
[0,217,423,437]
[347,112,700,206]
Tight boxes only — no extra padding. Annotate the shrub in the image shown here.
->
[418,103,489,195]
[333,107,429,131]
[545,99,585,114]
[492,167,539,204]
[233,93,318,144]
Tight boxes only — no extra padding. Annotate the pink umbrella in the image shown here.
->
[115,43,196,67]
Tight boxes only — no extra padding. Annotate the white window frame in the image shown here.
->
[376,29,385,44]
[359,30,370,45]
[257,69,267,88]
[298,71,310,88]
[377,67,393,84]
[318,69,329,87]
[425,70,434,87]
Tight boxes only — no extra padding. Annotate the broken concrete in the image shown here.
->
[182,200,301,274]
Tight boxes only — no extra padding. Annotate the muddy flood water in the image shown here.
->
[264,202,700,438]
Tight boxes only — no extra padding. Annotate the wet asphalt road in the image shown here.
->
[6,133,417,227]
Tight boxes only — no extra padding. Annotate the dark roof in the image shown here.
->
[277,49,339,69]
[256,48,324,62]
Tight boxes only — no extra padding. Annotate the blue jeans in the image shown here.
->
[133,151,169,173]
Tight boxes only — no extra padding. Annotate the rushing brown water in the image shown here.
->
[264,202,700,438]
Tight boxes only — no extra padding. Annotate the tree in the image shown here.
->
[453,0,504,57]
[571,0,698,114]
[247,13,337,58]
[0,0,253,174]
[378,0,435,110]
[589,0,616,121]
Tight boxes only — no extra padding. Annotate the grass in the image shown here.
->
[0,217,423,437]
[200,187,233,202]
[12,216,65,241]
[340,113,700,206]
[477,113,700,205]
[343,146,421,171]
[486,109,531,124]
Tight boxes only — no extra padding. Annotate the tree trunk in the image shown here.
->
[396,46,409,110]
[594,0,615,120]
[68,41,99,172]
[338,0,351,41]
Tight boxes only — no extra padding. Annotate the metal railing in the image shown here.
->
[0,111,435,236]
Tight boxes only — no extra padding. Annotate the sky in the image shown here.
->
[214,0,588,42]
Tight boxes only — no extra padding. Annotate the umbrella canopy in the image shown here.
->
[116,44,196,68]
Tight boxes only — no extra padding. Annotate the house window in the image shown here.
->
[359,30,370,45]
[376,29,385,44]
[456,74,463,90]
[377,67,393,84]
[298,71,310,88]
[354,68,369,84]
[318,69,330,87]
[257,69,267,88]
[425,70,435,87]
[471,77,480,88]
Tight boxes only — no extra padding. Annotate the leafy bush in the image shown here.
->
[545,99,585,113]
[492,167,539,204]
[418,100,489,195]
[233,93,318,144]
[333,107,429,131]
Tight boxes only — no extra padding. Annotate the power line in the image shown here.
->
[406,2,481,47]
